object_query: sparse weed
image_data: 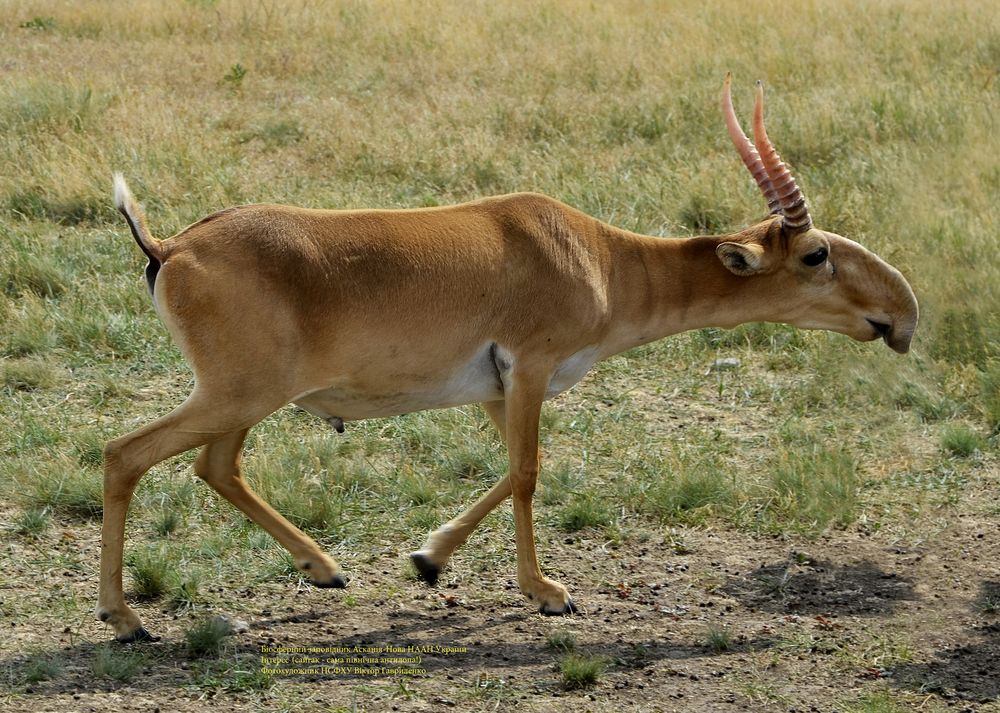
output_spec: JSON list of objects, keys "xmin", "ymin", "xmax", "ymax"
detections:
[
  {"xmin": 170, "ymin": 571, "xmax": 203, "ymax": 610},
  {"xmin": 19, "ymin": 16, "xmax": 56, "ymax": 31},
  {"xmin": 979, "ymin": 582, "xmax": 1000, "ymax": 615},
  {"xmin": 225, "ymin": 665, "xmax": 275, "ymax": 692},
  {"xmin": 704, "ymin": 623, "xmax": 733, "ymax": 653},
  {"xmin": 470, "ymin": 672, "xmax": 516, "ymax": 703},
  {"xmin": 839, "ymin": 691, "xmax": 911, "ymax": 713},
  {"xmin": 152, "ymin": 508, "xmax": 181, "ymax": 537},
  {"xmin": 539, "ymin": 460, "xmax": 584, "ymax": 506},
  {"xmin": 222, "ymin": 63, "xmax": 247, "ymax": 90},
  {"xmin": 545, "ymin": 629, "xmax": 577, "ymax": 652}
]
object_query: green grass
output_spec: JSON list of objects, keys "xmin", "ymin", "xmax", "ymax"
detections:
[
  {"xmin": 12, "ymin": 507, "xmax": 50, "ymax": 538},
  {"xmin": 839, "ymin": 691, "xmax": 913, "ymax": 713},
  {"xmin": 940, "ymin": 424, "xmax": 986, "ymax": 457},
  {"xmin": 185, "ymin": 617, "xmax": 232, "ymax": 658},
  {"xmin": 756, "ymin": 446, "xmax": 860, "ymax": 533},
  {"xmin": 559, "ymin": 653, "xmax": 608, "ymax": 690},
  {"xmin": 545, "ymin": 629, "xmax": 577, "ymax": 653},
  {"xmin": 704, "ymin": 623, "xmax": 734, "ymax": 653},
  {"xmin": 13, "ymin": 458, "xmax": 103, "ymax": 519},
  {"xmin": 91, "ymin": 646, "xmax": 146, "ymax": 682},
  {"xmin": 21, "ymin": 651, "xmax": 64, "ymax": 683},
  {"xmin": 556, "ymin": 493, "xmax": 614, "ymax": 532},
  {"xmin": 126, "ymin": 546, "xmax": 173, "ymax": 600}
]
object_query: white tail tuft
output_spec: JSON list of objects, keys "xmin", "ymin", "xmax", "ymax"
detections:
[
  {"xmin": 112, "ymin": 172, "xmax": 133, "ymax": 212},
  {"xmin": 112, "ymin": 173, "xmax": 161, "ymax": 267}
]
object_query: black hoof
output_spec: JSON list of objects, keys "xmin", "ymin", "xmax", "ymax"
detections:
[
  {"xmin": 409, "ymin": 552, "xmax": 440, "ymax": 587},
  {"xmin": 116, "ymin": 627, "xmax": 160, "ymax": 643},
  {"xmin": 313, "ymin": 573, "xmax": 348, "ymax": 588},
  {"xmin": 540, "ymin": 599, "xmax": 577, "ymax": 616}
]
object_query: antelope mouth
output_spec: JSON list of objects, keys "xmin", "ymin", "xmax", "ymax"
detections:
[{"xmin": 867, "ymin": 318, "xmax": 912, "ymax": 354}]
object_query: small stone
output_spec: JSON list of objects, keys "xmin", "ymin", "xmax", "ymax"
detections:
[{"xmin": 710, "ymin": 357, "xmax": 741, "ymax": 371}]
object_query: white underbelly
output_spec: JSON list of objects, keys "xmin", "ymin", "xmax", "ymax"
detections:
[{"xmin": 293, "ymin": 343, "xmax": 599, "ymax": 421}]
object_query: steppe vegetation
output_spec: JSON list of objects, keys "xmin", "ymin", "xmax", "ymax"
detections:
[{"xmin": 1, "ymin": 1, "xmax": 998, "ymax": 711}]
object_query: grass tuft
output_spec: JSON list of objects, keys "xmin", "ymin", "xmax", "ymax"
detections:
[
  {"xmin": 13, "ymin": 507, "xmax": 50, "ymax": 538},
  {"xmin": 557, "ymin": 493, "xmax": 613, "ymax": 532},
  {"xmin": 2, "ymin": 251, "xmax": 67, "ymax": 298},
  {"xmin": 559, "ymin": 653, "xmax": 608, "ymax": 690},
  {"xmin": 704, "ymin": 623, "xmax": 733, "ymax": 653},
  {"xmin": 185, "ymin": 617, "xmax": 232, "ymax": 657},
  {"xmin": 22, "ymin": 651, "xmax": 63, "ymax": 683},
  {"xmin": 545, "ymin": 629, "xmax": 577, "ymax": 653},
  {"xmin": 18, "ymin": 459, "xmax": 103, "ymax": 519},
  {"xmin": 1, "ymin": 357, "xmax": 59, "ymax": 391},
  {"xmin": 940, "ymin": 424, "xmax": 985, "ymax": 457},
  {"xmin": 127, "ymin": 547, "xmax": 172, "ymax": 600},
  {"xmin": 755, "ymin": 447, "xmax": 859, "ymax": 534},
  {"xmin": 839, "ymin": 691, "xmax": 911, "ymax": 713},
  {"xmin": 92, "ymin": 647, "xmax": 145, "ymax": 682}
]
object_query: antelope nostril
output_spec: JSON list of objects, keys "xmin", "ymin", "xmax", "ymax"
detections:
[{"xmin": 866, "ymin": 318, "xmax": 891, "ymax": 337}]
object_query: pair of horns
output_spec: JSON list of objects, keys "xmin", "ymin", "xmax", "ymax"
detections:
[{"xmin": 723, "ymin": 73, "xmax": 812, "ymax": 232}]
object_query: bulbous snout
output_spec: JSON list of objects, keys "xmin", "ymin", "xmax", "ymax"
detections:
[
  {"xmin": 865, "ymin": 272, "xmax": 918, "ymax": 354},
  {"xmin": 868, "ymin": 317, "xmax": 915, "ymax": 354}
]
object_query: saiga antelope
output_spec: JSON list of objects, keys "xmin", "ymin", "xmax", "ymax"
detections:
[{"xmin": 99, "ymin": 77, "xmax": 917, "ymax": 642}]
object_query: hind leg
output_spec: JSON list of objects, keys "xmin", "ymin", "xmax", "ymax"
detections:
[
  {"xmin": 194, "ymin": 429, "xmax": 344, "ymax": 586},
  {"xmin": 97, "ymin": 389, "xmax": 284, "ymax": 642},
  {"xmin": 98, "ymin": 395, "xmax": 242, "ymax": 641}
]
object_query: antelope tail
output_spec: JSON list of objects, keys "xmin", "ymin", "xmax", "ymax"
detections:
[{"xmin": 112, "ymin": 173, "xmax": 163, "ymax": 296}]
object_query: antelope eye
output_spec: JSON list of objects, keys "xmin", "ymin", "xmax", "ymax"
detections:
[{"xmin": 802, "ymin": 247, "xmax": 828, "ymax": 267}]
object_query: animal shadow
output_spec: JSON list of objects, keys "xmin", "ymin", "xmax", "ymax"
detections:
[
  {"xmin": 723, "ymin": 556, "xmax": 916, "ymax": 617},
  {"xmin": 892, "ymin": 580, "xmax": 1000, "ymax": 703}
]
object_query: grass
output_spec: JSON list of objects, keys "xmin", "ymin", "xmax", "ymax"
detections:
[
  {"xmin": 21, "ymin": 651, "xmax": 63, "ymax": 683},
  {"xmin": 559, "ymin": 653, "xmax": 608, "ymax": 690},
  {"xmin": 940, "ymin": 424, "xmax": 986, "ymax": 457},
  {"xmin": 0, "ymin": 1, "xmax": 998, "ymax": 710},
  {"xmin": 12, "ymin": 507, "xmax": 50, "ymax": 538},
  {"xmin": 91, "ymin": 646, "xmax": 146, "ymax": 682},
  {"xmin": 556, "ymin": 493, "xmax": 614, "ymax": 532},
  {"xmin": 704, "ymin": 623, "xmax": 734, "ymax": 653},
  {"xmin": 126, "ymin": 546, "xmax": 173, "ymax": 600},
  {"xmin": 545, "ymin": 630, "xmax": 577, "ymax": 653},
  {"xmin": 839, "ymin": 691, "xmax": 913, "ymax": 713},
  {"xmin": 185, "ymin": 617, "xmax": 232, "ymax": 658}
]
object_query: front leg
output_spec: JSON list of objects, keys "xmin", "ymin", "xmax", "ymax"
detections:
[
  {"xmin": 505, "ymin": 367, "xmax": 576, "ymax": 615},
  {"xmin": 410, "ymin": 400, "xmax": 509, "ymax": 584}
]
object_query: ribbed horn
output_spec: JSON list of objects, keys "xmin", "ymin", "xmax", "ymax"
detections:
[
  {"xmin": 752, "ymin": 81, "xmax": 812, "ymax": 232},
  {"xmin": 722, "ymin": 73, "xmax": 781, "ymax": 215}
]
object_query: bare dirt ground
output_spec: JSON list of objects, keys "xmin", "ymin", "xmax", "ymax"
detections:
[{"xmin": 3, "ymin": 491, "xmax": 999, "ymax": 713}]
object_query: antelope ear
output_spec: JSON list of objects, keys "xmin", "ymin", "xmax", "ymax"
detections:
[{"xmin": 716, "ymin": 242, "xmax": 765, "ymax": 276}]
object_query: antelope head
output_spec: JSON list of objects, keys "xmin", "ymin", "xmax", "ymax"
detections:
[{"xmin": 720, "ymin": 75, "xmax": 918, "ymax": 353}]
